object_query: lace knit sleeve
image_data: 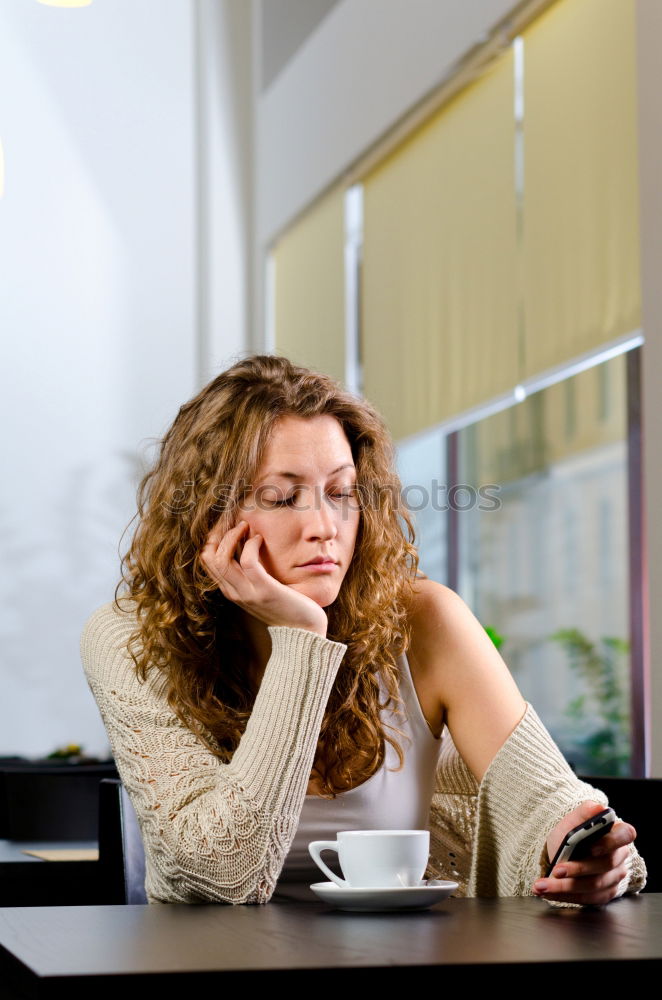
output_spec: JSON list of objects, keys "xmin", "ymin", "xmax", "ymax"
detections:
[
  {"xmin": 80, "ymin": 602, "xmax": 347, "ymax": 905},
  {"xmin": 468, "ymin": 703, "xmax": 648, "ymax": 904}
]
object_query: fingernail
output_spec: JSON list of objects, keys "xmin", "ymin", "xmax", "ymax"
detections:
[
  {"xmin": 533, "ymin": 881, "xmax": 549, "ymax": 893},
  {"xmin": 553, "ymin": 866, "xmax": 567, "ymax": 878}
]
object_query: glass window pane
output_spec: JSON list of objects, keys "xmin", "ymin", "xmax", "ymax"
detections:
[
  {"xmin": 456, "ymin": 354, "xmax": 632, "ymax": 776},
  {"xmin": 396, "ymin": 428, "xmax": 447, "ymax": 585}
]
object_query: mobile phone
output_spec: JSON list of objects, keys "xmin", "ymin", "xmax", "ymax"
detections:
[{"xmin": 546, "ymin": 806, "xmax": 616, "ymax": 877}]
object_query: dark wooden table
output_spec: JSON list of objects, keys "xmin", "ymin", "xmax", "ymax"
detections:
[{"xmin": 1, "ymin": 888, "xmax": 660, "ymax": 996}]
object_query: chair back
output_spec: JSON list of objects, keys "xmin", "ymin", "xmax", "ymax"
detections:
[
  {"xmin": 578, "ymin": 774, "xmax": 661, "ymax": 892},
  {"xmin": 98, "ymin": 779, "xmax": 147, "ymax": 904},
  {"xmin": 120, "ymin": 784, "xmax": 148, "ymax": 903},
  {"xmin": 0, "ymin": 762, "xmax": 118, "ymax": 840}
]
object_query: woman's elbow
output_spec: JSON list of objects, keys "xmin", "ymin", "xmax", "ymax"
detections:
[{"xmin": 149, "ymin": 848, "xmax": 277, "ymax": 905}]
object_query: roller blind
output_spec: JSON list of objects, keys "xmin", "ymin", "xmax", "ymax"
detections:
[
  {"xmin": 522, "ymin": 0, "xmax": 640, "ymax": 377},
  {"xmin": 361, "ymin": 49, "xmax": 518, "ymax": 441},
  {"xmin": 361, "ymin": 0, "xmax": 640, "ymax": 442},
  {"xmin": 272, "ymin": 184, "xmax": 346, "ymax": 384}
]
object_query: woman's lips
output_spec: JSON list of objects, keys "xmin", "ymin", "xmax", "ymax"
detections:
[{"xmin": 298, "ymin": 559, "xmax": 338, "ymax": 572}]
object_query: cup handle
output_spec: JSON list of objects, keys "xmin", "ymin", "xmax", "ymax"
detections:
[{"xmin": 308, "ymin": 840, "xmax": 348, "ymax": 886}]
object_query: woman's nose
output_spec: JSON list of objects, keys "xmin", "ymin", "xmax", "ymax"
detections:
[{"xmin": 303, "ymin": 491, "xmax": 338, "ymax": 539}]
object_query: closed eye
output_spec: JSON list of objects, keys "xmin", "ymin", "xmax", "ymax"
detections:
[
  {"xmin": 262, "ymin": 486, "xmax": 358, "ymax": 508},
  {"xmin": 269, "ymin": 492, "xmax": 353, "ymax": 506},
  {"xmin": 268, "ymin": 494, "xmax": 299, "ymax": 508}
]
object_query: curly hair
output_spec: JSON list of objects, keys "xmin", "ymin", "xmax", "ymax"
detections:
[{"xmin": 117, "ymin": 353, "xmax": 422, "ymax": 797}]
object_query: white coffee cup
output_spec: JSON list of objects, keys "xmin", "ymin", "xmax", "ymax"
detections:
[{"xmin": 308, "ymin": 829, "xmax": 430, "ymax": 888}]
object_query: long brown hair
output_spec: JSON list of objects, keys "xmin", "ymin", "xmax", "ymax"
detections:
[{"xmin": 117, "ymin": 354, "xmax": 421, "ymax": 796}]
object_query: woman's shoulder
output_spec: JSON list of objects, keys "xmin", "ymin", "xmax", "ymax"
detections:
[
  {"xmin": 404, "ymin": 578, "xmax": 466, "ymax": 639},
  {"xmin": 404, "ymin": 577, "xmax": 527, "ymax": 783},
  {"xmin": 81, "ymin": 597, "xmax": 139, "ymax": 645},
  {"xmin": 404, "ymin": 576, "xmax": 508, "ymax": 668},
  {"xmin": 406, "ymin": 576, "xmax": 455, "ymax": 605},
  {"xmin": 80, "ymin": 598, "xmax": 142, "ymax": 689},
  {"xmin": 400, "ymin": 579, "xmax": 463, "ymax": 735}
]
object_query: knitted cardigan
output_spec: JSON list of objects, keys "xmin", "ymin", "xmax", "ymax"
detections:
[{"xmin": 80, "ymin": 601, "xmax": 646, "ymax": 905}]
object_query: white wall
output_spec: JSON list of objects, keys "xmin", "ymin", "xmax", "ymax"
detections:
[
  {"xmin": 259, "ymin": 0, "xmax": 341, "ymax": 90},
  {"xmin": 0, "ymin": 0, "xmax": 252, "ymax": 757},
  {"xmin": 197, "ymin": 0, "xmax": 254, "ymax": 378}
]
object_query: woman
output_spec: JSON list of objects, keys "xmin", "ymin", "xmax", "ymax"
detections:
[{"xmin": 81, "ymin": 354, "xmax": 645, "ymax": 905}]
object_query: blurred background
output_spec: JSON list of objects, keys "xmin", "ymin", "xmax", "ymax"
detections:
[{"xmin": 0, "ymin": 0, "xmax": 660, "ymax": 779}]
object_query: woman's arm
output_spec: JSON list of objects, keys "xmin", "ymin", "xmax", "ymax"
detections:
[
  {"xmin": 408, "ymin": 579, "xmax": 645, "ymax": 904},
  {"xmin": 81, "ymin": 601, "xmax": 346, "ymax": 904},
  {"xmin": 407, "ymin": 579, "xmax": 527, "ymax": 783}
]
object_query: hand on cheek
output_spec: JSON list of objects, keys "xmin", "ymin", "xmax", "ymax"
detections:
[{"xmin": 200, "ymin": 519, "xmax": 328, "ymax": 635}]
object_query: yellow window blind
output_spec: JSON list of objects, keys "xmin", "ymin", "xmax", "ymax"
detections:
[
  {"xmin": 361, "ymin": 48, "xmax": 518, "ymax": 441},
  {"xmin": 521, "ymin": 0, "xmax": 640, "ymax": 377},
  {"xmin": 272, "ymin": 184, "xmax": 346, "ymax": 384}
]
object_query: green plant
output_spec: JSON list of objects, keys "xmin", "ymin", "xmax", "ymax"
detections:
[
  {"xmin": 549, "ymin": 628, "xmax": 630, "ymax": 776},
  {"xmin": 47, "ymin": 743, "xmax": 84, "ymax": 761},
  {"xmin": 484, "ymin": 625, "xmax": 504, "ymax": 650}
]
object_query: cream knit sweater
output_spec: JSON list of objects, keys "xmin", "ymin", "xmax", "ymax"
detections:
[{"xmin": 81, "ymin": 601, "xmax": 646, "ymax": 905}]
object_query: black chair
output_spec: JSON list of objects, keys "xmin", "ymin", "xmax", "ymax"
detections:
[
  {"xmin": 0, "ymin": 761, "xmax": 118, "ymax": 840},
  {"xmin": 98, "ymin": 779, "xmax": 147, "ymax": 904},
  {"xmin": 578, "ymin": 774, "xmax": 661, "ymax": 892}
]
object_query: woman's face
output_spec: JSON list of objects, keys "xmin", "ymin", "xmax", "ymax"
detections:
[{"xmin": 237, "ymin": 414, "xmax": 360, "ymax": 609}]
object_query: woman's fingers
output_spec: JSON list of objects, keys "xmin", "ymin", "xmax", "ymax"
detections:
[
  {"xmin": 203, "ymin": 512, "xmax": 243, "ymax": 552},
  {"xmin": 533, "ymin": 859, "xmax": 629, "ymax": 904},
  {"xmin": 202, "ymin": 522, "xmax": 272, "ymax": 599},
  {"xmin": 202, "ymin": 518, "xmax": 245, "ymax": 557},
  {"xmin": 533, "ymin": 818, "xmax": 636, "ymax": 905},
  {"xmin": 201, "ymin": 521, "xmax": 249, "ymax": 588},
  {"xmin": 592, "ymin": 821, "xmax": 637, "ymax": 854},
  {"xmin": 236, "ymin": 530, "xmax": 263, "ymax": 567},
  {"xmin": 204, "ymin": 514, "xmax": 227, "ymax": 548},
  {"xmin": 549, "ymin": 844, "xmax": 630, "ymax": 880}
]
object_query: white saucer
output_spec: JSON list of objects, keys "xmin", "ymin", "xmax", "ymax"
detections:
[{"xmin": 309, "ymin": 880, "xmax": 458, "ymax": 912}]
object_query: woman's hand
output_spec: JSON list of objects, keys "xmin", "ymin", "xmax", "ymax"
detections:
[
  {"xmin": 200, "ymin": 519, "xmax": 328, "ymax": 637},
  {"xmin": 532, "ymin": 800, "xmax": 637, "ymax": 905}
]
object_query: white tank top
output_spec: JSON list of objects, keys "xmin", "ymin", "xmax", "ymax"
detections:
[{"xmin": 278, "ymin": 649, "xmax": 443, "ymax": 883}]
